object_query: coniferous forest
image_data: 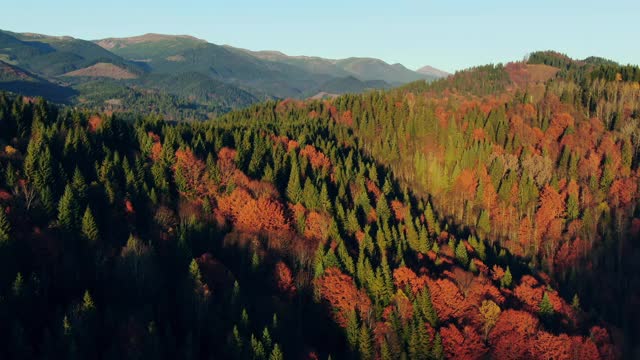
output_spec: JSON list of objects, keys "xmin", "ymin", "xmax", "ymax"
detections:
[{"xmin": 0, "ymin": 51, "xmax": 639, "ymax": 359}]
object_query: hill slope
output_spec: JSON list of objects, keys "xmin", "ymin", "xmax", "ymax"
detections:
[{"xmin": 0, "ymin": 51, "xmax": 635, "ymax": 358}]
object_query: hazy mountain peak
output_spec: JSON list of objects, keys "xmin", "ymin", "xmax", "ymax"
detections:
[
  {"xmin": 416, "ymin": 65, "xmax": 450, "ymax": 78},
  {"xmin": 95, "ymin": 33, "xmax": 206, "ymax": 49}
]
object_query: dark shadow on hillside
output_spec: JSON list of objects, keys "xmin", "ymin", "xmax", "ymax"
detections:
[{"xmin": 0, "ymin": 81, "xmax": 77, "ymax": 103}]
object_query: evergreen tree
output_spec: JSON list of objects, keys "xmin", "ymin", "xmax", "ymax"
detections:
[
  {"xmin": 432, "ymin": 333, "xmax": 444, "ymax": 360},
  {"xmin": 286, "ymin": 154, "xmax": 303, "ymax": 204},
  {"xmin": 376, "ymin": 196, "xmax": 391, "ymax": 223},
  {"xmin": 346, "ymin": 310, "xmax": 359, "ymax": 351},
  {"xmin": 358, "ymin": 324, "xmax": 373, "ymax": 360},
  {"xmin": 12, "ymin": 272, "xmax": 23, "ymax": 297},
  {"xmin": 81, "ymin": 207, "xmax": 99, "ymax": 243},
  {"xmin": 71, "ymin": 167, "xmax": 88, "ymax": 204},
  {"xmin": 261, "ymin": 327, "xmax": 272, "ymax": 350},
  {"xmin": 539, "ymin": 292, "xmax": 554, "ymax": 318},
  {"xmin": 58, "ymin": 184, "xmax": 79, "ymax": 232},
  {"xmin": 319, "ymin": 182, "xmax": 333, "ymax": 213},
  {"xmin": 416, "ymin": 288, "xmax": 438, "ymax": 327},
  {"xmin": 571, "ymin": 293, "xmax": 581, "ymax": 311},
  {"xmin": 455, "ymin": 241, "xmax": 469, "ymax": 266},
  {"xmin": 0, "ymin": 209, "xmax": 10, "ymax": 244},
  {"xmin": 269, "ymin": 343, "xmax": 283, "ymax": 360},
  {"xmin": 82, "ymin": 290, "xmax": 95, "ymax": 312},
  {"xmin": 424, "ymin": 201, "xmax": 440, "ymax": 236},
  {"xmin": 500, "ymin": 266, "xmax": 513, "ymax": 288}
]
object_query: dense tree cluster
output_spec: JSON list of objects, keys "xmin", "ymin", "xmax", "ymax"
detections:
[{"xmin": 0, "ymin": 51, "xmax": 635, "ymax": 359}]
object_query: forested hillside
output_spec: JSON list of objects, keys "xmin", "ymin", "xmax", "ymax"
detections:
[
  {"xmin": 0, "ymin": 50, "xmax": 637, "ymax": 359},
  {"xmin": 0, "ymin": 29, "xmax": 446, "ymax": 120}
]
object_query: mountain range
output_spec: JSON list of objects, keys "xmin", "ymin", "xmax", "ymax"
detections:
[{"xmin": 0, "ymin": 30, "xmax": 448, "ymax": 118}]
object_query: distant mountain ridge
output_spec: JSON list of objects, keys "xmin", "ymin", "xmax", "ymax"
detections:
[
  {"xmin": 225, "ymin": 45, "xmax": 445, "ymax": 84},
  {"xmin": 0, "ymin": 28, "xmax": 447, "ymax": 119}
]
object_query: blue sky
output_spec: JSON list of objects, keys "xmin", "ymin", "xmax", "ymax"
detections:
[{"xmin": 1, "ymin": 0, "xmax": 638, "ymax": 72}]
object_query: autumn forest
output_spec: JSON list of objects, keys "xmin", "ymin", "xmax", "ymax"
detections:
[{"xmin": 0, "ymin": 50, "xmax": 639, "ymax": 359}]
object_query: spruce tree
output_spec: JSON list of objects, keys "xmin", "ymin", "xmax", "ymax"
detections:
[
  {"xmin": 346, "ymin": 310, "xmax": 359, "ymax": 351},
  {"xmin": 269, "ymin": 343, "xmax": 283, "ymax": 360},
  {"xmin": 416, "ymin": 288, "xmax": 438, "ymax": 327},
  {"xmin": 58, "ymin": 184, "xmax": 79, "ymax": 232},
  {"xmin": 286, "ymin": 154, "xmax": 302, "ymax": 204},
  {"xmin": 261, "ymin": 327, "xmax": 272, "ymax": 350},
  {"xmin": 82, "ymin": 290, "xmax": 95, "ymax": 313},
  {"xmin": 0, "ymin": 209, "xmax": 10, "ymax": 244},
  {"xmin": 81, "ymin": 207, "xmax": 99, "ymax": 243},
  {"xmin": 358, "ymin": 324, "xmax": 373, "ymax": 360},
  {"xmin": 539, "ymin": 292, "xmax": 554, "ymax": 318},
  {"xmin": 455, "ymin": 241, "xmax": 469, "ymax": 266},
  {"xmin": 432, "ymin": 333, "xmax": 444, "ymax": 360},
  {"xmin": 376, "ymin": 196, "xmax": 391, "ymax": 223},
  {"xmin": 500, "ymin": 266, "xmax": 513, "ymax": 288}
]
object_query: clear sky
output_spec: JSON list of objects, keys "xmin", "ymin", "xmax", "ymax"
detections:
[{"xmin": 1, "ymin": 0, "xmax": 638, "ymax": 73}]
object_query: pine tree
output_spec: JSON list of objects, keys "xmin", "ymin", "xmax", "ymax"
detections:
[
  {"xmin": 571, "ymin": 293, "xmax": 581, "ymax": 311},
  {"xmin": 232, "ymin": 325, "xmax": 243, "ymax": 352},
  {"xmin": 12, "ymin": 272, "xmax": 23, "ymax": 296},
  {"xmin": 346, "ymin": 310, "xmax": 359, "ymax": 351},
  {"xmin": 408, "ymin": 320, "xmax": 429, "ymax": 360},
  {"xmin": 81, "ymin": 207, "xmax": 99, "ymax": 243},
  {"xmin": 286, "ymin": 154, "xmax": 303, "ymax": 203},
  {"xmin": 416, "ymin": 288, "xmax": 438, "ymax": 327},
  {"xmin": 358, "ymin": 324, "xmax": 373, "ymax": 360},
  {"xmin": 302, "ymin": 177, "xmax": 319, "ymax": 209},
  {"xmin": 251, "ymin": 251, "xmax": 261, "ymax": 271},
  {"xmin": 455, "ymin": 241, "xmax": 469, "ymax": 266},
  {"xmin": 477, "ymin": 210, "xmax": 491, "ymax": 238},
  {"xmin": 0, "ymin": 209, "xmax": 10, "ymax": 244},
  {"xmin": 250, "ymin": 334, "xmax": 266, "ymax": 360},
  {"xmin": 425, "ymin": 201, "xmax": 440, "ymax": 236},
  {"xmin": 539, "ymin": 292, "xmax": 554, "ymax": 317},
  {"xmin": 319, "ymin": 182, "xmax": 332, "ymax": 213},
  {"xmin": 71, "ymin": 167, "xmax": 88, "ymax": 204},
  {"xmin": 189, "ymin": 259, "xmax": 203, "ymax": 286},
  {"xmin": 261, "ymin": 327, "xmax": 272, "ymax": 350},
  {"xmin": 82, "ymin": 290, "xmax": 95, "ymax": 312},
  {"xmin": 58, "ymin": 184, "xmax": 79, "ymax": 232},
  {"xmin": 269, "ymin": 343, "xmax": 283, "ymax": 360},
  {"xmin": 376, "ymin": 196, "xmax": 391, "ymax": 223},
  {"xmin": 500, "ymin": 266, "xmax": 512, "ymax": 288},
  {"xmin": 380, "ymin": 339, "xmax": 393, "ymax": 360},
  {"xmin": 62, "ymin": 315, "xmax": 72, "ymax": 336},
  {"xmin": 432, "ymin": 333, "xmax": 444, "ymax": 360}
]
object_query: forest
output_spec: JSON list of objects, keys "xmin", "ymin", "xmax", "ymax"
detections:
[{"xmin": 0, "ymin": 51, "xmax": 637, "ymax": 359}]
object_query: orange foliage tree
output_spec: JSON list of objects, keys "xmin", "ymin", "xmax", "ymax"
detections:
[
  {"xmin": 440, "ymin": 324, "xmax": 487, "ymax": 360},
  {"xmin": 315, "ymin": 267, "xmax": 372, "ymax": 327}
]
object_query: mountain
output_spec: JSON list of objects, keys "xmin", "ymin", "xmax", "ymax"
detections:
[
  {"xmin": 0, "ymin": 30, "xmax": 143, "ymax": 77},
  {"xmin": 95, "ymin": 35, "xmax": 334, "ymax": 99},
  {"xmin": 0, "ymin": 51, "xmax": 633, "ymax": 358},
  {"xmin": 0, "ymin": 28, "xmax": 442, "ymax": 118},
  {"xmin": 305, "ymin": 75, "xmax": 391, "ymax": 97},
  {"xmin": 228, "ymin": 46, "xmax": 441, "ymax": 84},
  {"xmin": 416, "ymin": 65, "xmax": 450, "ymax": 78},
  {"xmin": 0, "ymin": 60, "xmax": 76, "ymax": 101},
  {"xmin": 334, "ymin": 58, "xmax": 432, "ymax": 84}
]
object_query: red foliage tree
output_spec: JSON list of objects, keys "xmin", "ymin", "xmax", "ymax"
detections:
[
  {"xmin": 275, "ymin": 261, "xmax": 296, "ymax": 295},
  {"xmin": 299, "ymin": 145, "xmax": 332, "ymax": 171},
  {"xmin": 428, "ymin": 278, "xmax": 465, "ymax": 322},
  {"xmin": 441, "ymin": 324, "xmax": 487, "ymax": 360},
  {"xmin": 315, "ymin": 267, "xmax": 371, "ymax": 327},
  {"xmin": 489, "ymin": 309, "xmax": 539, "ymax": 359},
  {"xmin": 174, "ymin": 148, "xmax": 212, "ymax": 200},
  {"xmin": 393, "ymin": 267, "xmax": 427, "ymax": 295}
]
